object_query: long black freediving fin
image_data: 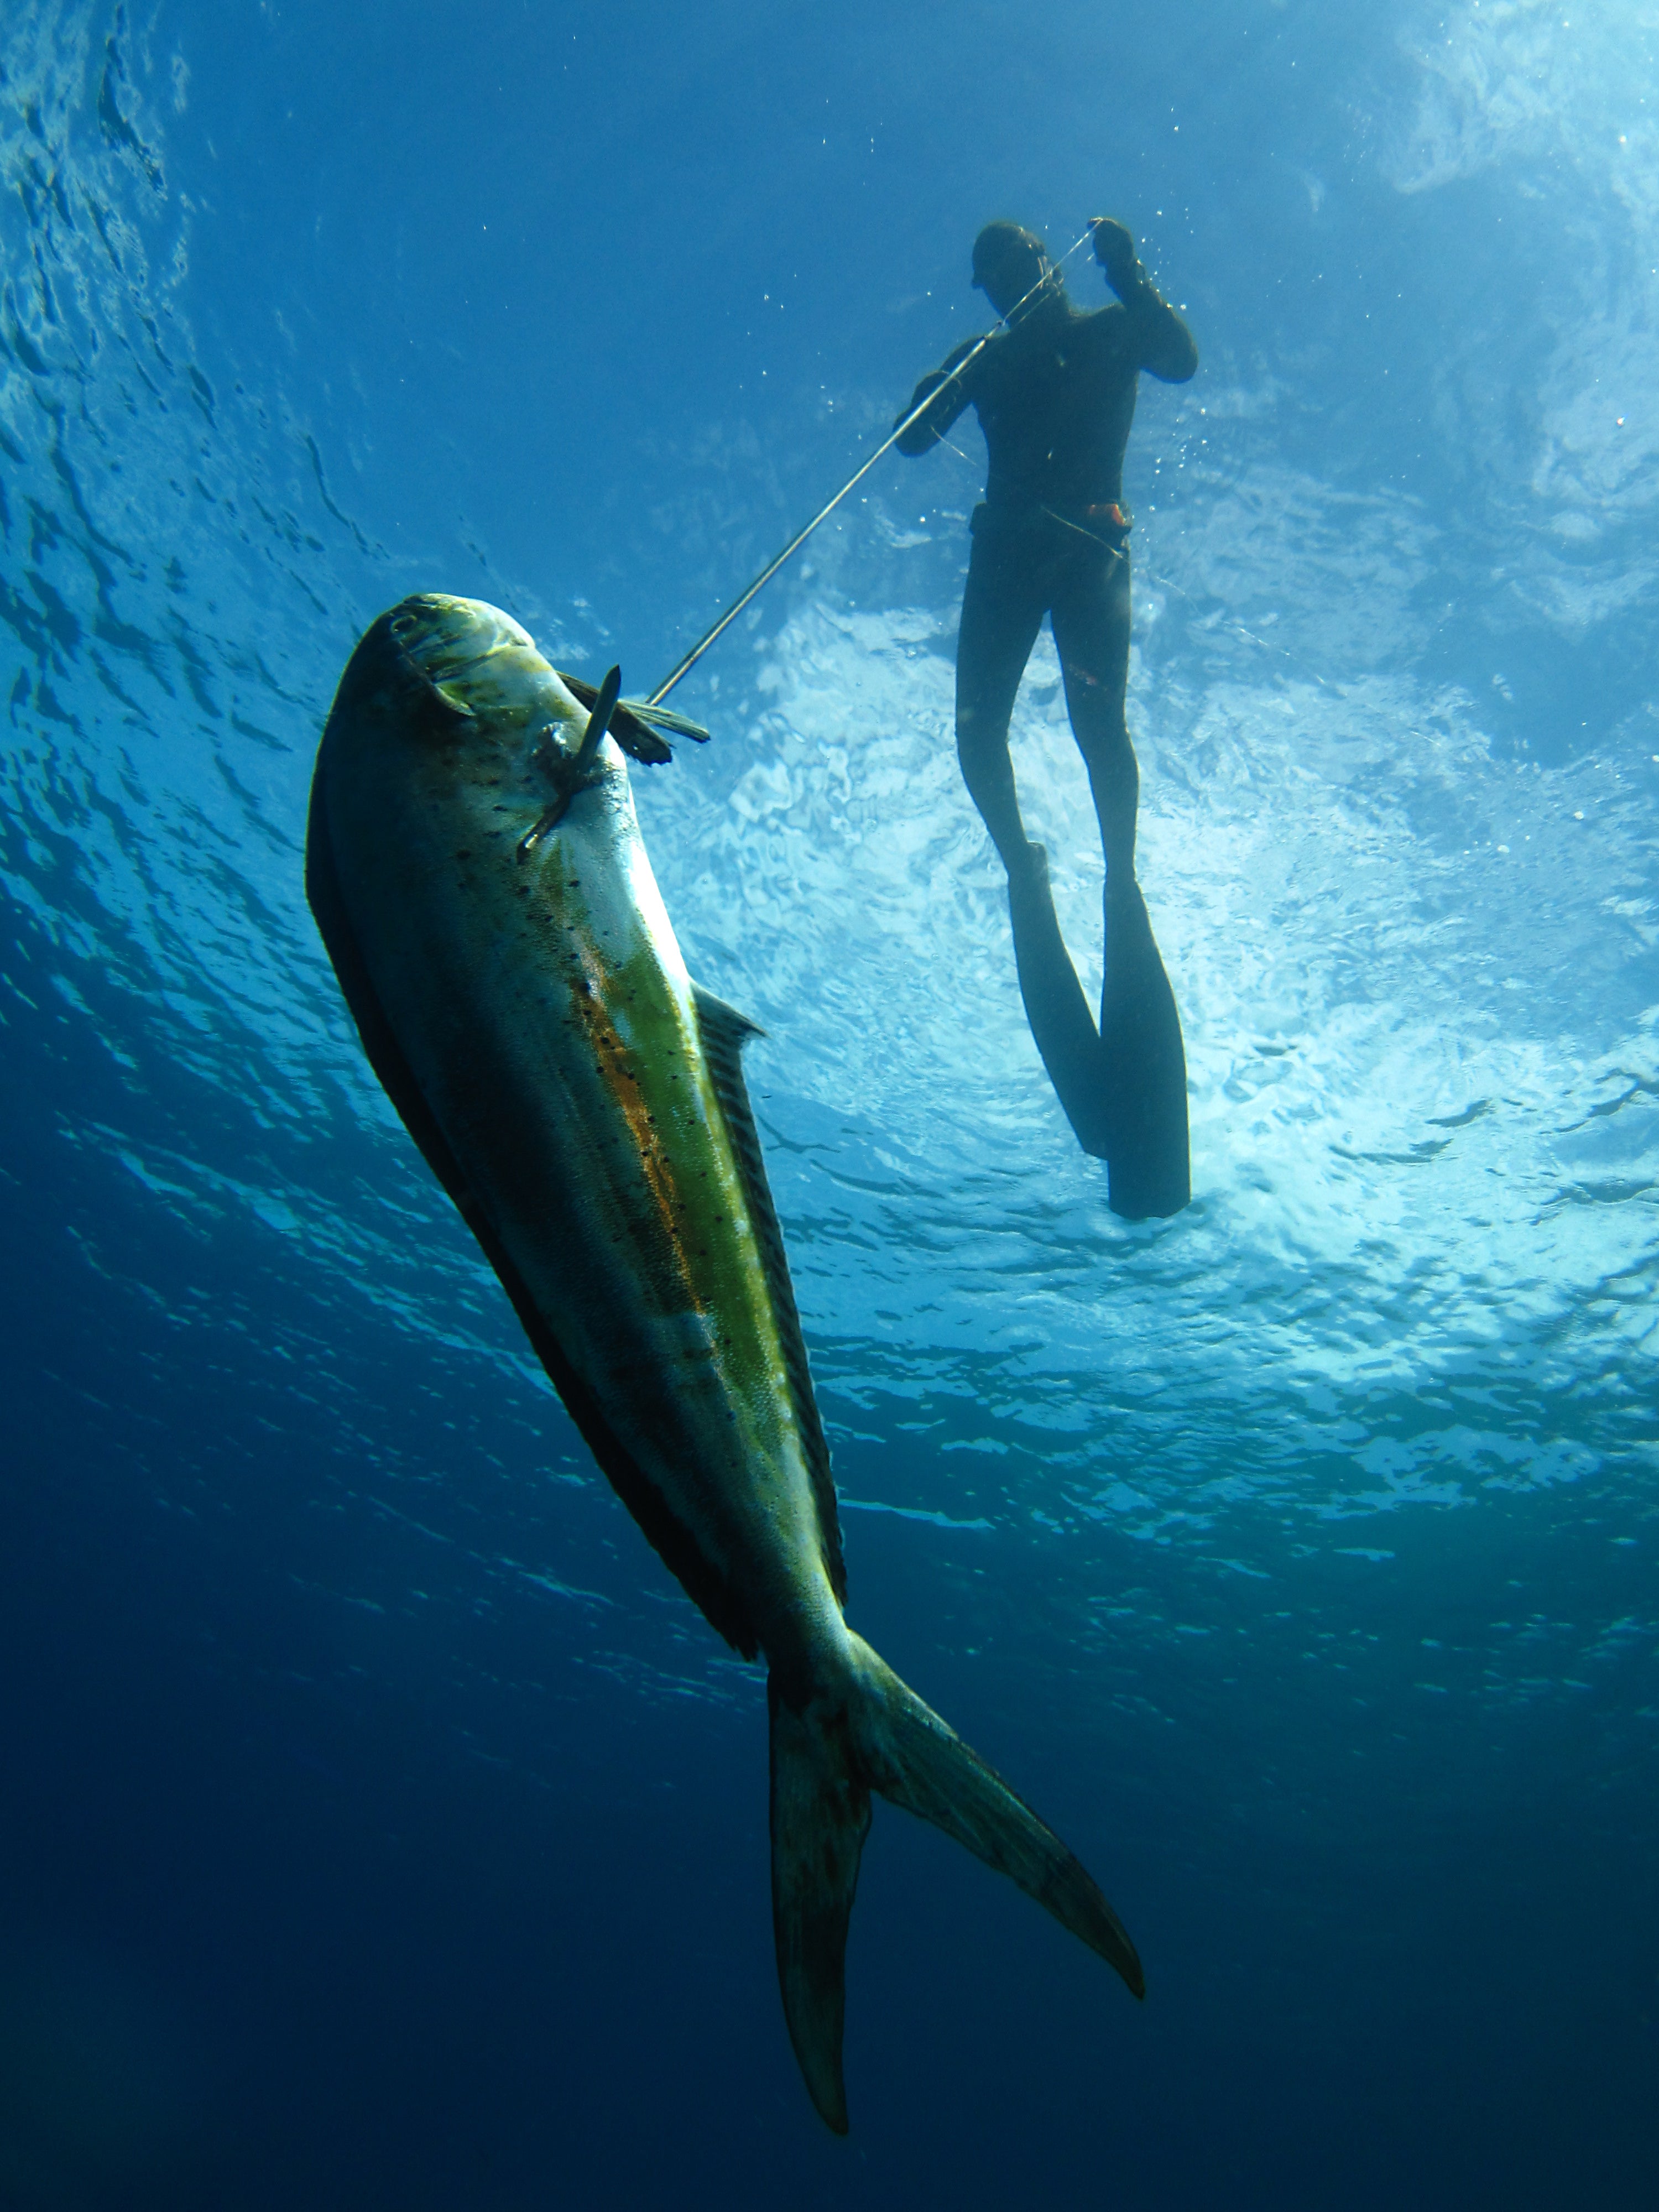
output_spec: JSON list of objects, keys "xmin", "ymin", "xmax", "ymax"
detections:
[
  {"xmin": 1006, "ymin": 846, "xmax": 1114, "ymax": 1159},
  {"xmin": 1099, "ymin": 880, "xmax": 1190, "ymax": 1220}
]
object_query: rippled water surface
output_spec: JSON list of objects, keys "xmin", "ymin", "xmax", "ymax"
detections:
[{"xmin": 2, "ymin": 4, "xmax": 1656, "ymax": 2206}]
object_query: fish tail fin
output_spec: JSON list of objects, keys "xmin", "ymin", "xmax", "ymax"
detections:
[
  {"xmin": 847, "ymin": 1633, "xmax": 1145, "ymax": 1992},
  {"xmin": 768, "ymin": 1632, "xmax": 1142, "ymax": 2133},
  {"xmin": 768, "ymin": 1674, "xmax": 872, "ymax": 2134}
]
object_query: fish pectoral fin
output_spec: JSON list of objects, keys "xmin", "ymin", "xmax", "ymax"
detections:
[{"xmin": 769, "ymin": 1677, "xmax": 872, "ymax": 2136}]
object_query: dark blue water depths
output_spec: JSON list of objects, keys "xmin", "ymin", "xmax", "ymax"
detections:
[{"xmin": 2, "ymin": 2, "xmax": 1656, "ymax": 2204}]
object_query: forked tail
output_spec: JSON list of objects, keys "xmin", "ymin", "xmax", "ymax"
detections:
[{"xmin": 769, "ymin": 1631, "xmax": 1143, "ymax": 2133}]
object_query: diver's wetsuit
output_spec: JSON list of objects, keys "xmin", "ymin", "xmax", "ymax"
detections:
[{"xmin": 898, "ymin": 258, "xmax": 1197, "ymax": 1214}]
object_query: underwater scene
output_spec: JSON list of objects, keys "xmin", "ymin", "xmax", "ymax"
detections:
[{"xmin": 2, "ymin": 2, "xmax": 1655, "ymax": 2205}]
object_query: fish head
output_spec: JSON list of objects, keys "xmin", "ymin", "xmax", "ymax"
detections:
[
  {"xmin": 376, "ymin": 588, "xmax": 628, "ymax": 832},
  {"xmin": 385, "ymin": 590, "xmax": 617, "ymax": 784},
  {"xmin": 320, "ymin": 591, "xmax": 656, "ymax": 936},
  {"xmin": 388, "ymin": 592, "xmax": 575, "ymax": 726}
]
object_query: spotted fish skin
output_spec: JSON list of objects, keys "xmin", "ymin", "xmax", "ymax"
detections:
[{"xmin": 306, "ymin": 594, "xmax": 1143, "ymax": 2135}]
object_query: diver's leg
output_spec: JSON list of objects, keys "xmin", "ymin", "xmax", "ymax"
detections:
[
  {"xmin": 1051, "ymin": 546, "xmax": 1138, "ymax": 892},
  {"xmin": 954, "ymin": 541, "xmax": 1045, "ymax": 873},
  {"xmin": 957, "ymin": 542, "xmax": 1112, "ymax": 1156},
  {"xmin": 1052, "ymin": 549, "xmax": 1188, "ymax": 1216}
]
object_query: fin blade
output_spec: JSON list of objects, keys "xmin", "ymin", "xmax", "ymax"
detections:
[
  {"xmin": 1006, "ymin": 853, "xmax": 1113, "ymax": 1159},
  {"xmin": 1099, "ymin": 882, "xmax": 1190, "ymax": 1219},
  {"xmin": 849, "ymin": 1635, "xmax": 1145, "ymax": 1998},
  {"xmin": 769, "ymin": 1678, "xmax": 872, "ymax": 2134}
]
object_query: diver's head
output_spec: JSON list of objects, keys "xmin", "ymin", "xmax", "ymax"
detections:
[{"xmin": 972, "ymin": 222, "xmax": 1057, "ymax": 320}]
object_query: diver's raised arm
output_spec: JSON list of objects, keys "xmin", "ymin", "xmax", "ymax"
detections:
[
  {"xmin": 1090, "ymin": 216, "xmax": 1199, "ymax": 385},
  {"xmin": 894, "ymin": 338, "xmax": 982, "ymax": 456}
]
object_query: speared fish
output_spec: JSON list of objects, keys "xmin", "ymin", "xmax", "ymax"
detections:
[{"xmin": 305, "ymin": 593, "xmax": 1143, "ymax": 2131}]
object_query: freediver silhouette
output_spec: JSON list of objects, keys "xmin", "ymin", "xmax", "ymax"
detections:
[{"xmin": 896, "ymin": 217, "xmax": 1196, "ymax": 1218}]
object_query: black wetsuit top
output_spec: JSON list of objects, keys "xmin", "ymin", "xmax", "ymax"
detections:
[{"xmin": 895, "ymin": 275, "xmax": 1197, "ymax": 527}]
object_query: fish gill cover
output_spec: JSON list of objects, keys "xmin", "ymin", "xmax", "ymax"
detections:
[{"xmin": 0, "ymin": 2, "xmax": 1655, "ymax": 2209}]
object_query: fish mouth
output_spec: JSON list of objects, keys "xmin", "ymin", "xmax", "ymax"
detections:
[{"xmin": 388, "ymin": 593, "xmax": 585, "ymax": 741}]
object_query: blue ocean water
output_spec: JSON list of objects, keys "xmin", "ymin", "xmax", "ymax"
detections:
[{"xmin": 2, "ymin": 1, "xmax": 1656, "ymax": 2203}]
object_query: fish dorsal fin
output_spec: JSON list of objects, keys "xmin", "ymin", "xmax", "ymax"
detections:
[
  {"xmin": 693, "ymin": 985, "xmax": 846, "ymax": 1605},
  {"xmin": 693, "ymin": 987, "xmax": 765, "ymax": 1055}
]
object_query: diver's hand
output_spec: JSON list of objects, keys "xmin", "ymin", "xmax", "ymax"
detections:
[{"xmin": 1091, "ymin": 217, "xmax": 1141, "ymax": 297}]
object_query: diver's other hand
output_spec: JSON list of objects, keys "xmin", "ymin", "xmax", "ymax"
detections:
[{"xmin": 1091, "ymin": 217, "xmax": 1140, "ymax": 295}]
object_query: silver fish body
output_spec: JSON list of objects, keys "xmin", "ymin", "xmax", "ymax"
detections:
[{"xmin": 307, "ymin": 593, "xmax": 1142, "ymax": 2131}]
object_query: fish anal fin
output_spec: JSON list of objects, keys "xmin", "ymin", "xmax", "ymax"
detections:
[{"xmin": 692, "ymin": 985, "xmax": 845, "ymax": 1605}]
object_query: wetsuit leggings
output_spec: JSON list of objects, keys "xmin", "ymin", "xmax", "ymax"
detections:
[{"xmin": 954, "ymin": 525, "xmax": 1138, "ymax": 889}]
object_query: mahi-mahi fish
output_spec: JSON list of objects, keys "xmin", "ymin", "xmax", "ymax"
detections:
[{"xmin": 305, "ymin": 593, "xmax": 1144, "ymax": 2131}]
